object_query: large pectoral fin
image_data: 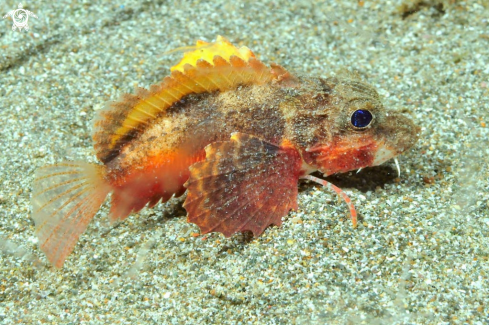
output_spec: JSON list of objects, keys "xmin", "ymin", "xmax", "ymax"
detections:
[{"xmin": 183, "ymin": 133, "xmax": 302, "ymax": 237}]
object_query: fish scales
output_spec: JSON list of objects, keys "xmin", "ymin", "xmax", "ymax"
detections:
[{"xmin": 31, "ymin": 36, "xmax": 419, "ymax": 268}]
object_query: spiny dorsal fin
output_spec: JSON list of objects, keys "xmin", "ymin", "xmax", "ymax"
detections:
[{"xmin": 93, "ymin": 36, "xmax": 290, "ymax": 163}]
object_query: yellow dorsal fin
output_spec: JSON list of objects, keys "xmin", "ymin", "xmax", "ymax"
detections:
[
  {"xmin": 93, "ymin": 36, "xmax": 290, "ymax": 163},
  {"xmin": 170, "ymin": 35, "xmax": 255, "ymax": 73}
]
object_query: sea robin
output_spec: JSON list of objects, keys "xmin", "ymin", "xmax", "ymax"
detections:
[{"xmin": 32, "ymin": 36, "xmax": 418, "ymax": 268}]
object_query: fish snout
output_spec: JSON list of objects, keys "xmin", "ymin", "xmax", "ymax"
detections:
[{"xmin": 373, "ymin": 113, "xmax": 419, "ymax": 166}]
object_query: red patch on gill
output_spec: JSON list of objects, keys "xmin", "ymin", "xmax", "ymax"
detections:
[{"xmin": 303, "ymin": 136, "xmax": 378, "ymax": 176}]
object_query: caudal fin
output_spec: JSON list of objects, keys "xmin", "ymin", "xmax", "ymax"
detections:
[{"xmin": 31, "ymin": 162, "xmax": 111, "ymax": 268}]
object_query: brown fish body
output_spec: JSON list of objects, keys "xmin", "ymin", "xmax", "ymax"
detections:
[
  {"xmin": 105, "ymin": 82, "xmax": 291, "ymax": 221},
  {"xmin": 31, "ymin": 37, "xmax": 418, "ymax": 268},
  {"xmin": 104, "ymin": 76, "xmax": 367, "ymax": 220}
]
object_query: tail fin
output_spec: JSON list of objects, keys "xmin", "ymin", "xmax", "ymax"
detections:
[{"xmin": 31, "ymin": 162, "xmax": 111, "ymax": 268}]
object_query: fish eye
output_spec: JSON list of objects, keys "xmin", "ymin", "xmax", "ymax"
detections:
[{"xmin": 350, "ymin": 109, "xmax": 373, "ymax": 129}]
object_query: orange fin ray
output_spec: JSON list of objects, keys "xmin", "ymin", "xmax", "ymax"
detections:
[
  {"xmin": 183, "ymin": 133, "xmax": 302, "ymax": 237},
  {"xmin": 183, "ymin": 167, "xmax": 269, "ymax": 208},
  {"xmin": 205, "ymin": 182, "xmax": 277, "ymax": 235},
  {"xmin": 31, "ymin": 162, "xmax": 111, "ymax": 268},
  {"xmin": 93, "ymin": 36, "xmax": 290, "ymax": 163}
]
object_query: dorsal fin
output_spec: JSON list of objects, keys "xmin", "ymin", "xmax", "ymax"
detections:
[{"xmin": 93, "ymin": 36, "xmax": 290, "ymax": 163}]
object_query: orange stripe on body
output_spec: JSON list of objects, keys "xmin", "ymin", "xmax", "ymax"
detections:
[{"xmin": 108, "ymin": 149, "xmax": 206, "ymax": 223}]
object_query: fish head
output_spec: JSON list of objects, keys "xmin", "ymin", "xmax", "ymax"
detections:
[{"xmin": 299, "ymin": 76, "xmax": 419, "ymax": 176}]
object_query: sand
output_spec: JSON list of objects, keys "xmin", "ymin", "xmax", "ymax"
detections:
[{"xmin": 1, "ymin": 0, "xmax": 488, "ymax": 324}]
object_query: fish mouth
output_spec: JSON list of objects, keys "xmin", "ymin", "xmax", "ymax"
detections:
[
  {"xmin": 373, "ymin": 113, "xmax": 420, "ymax": 166},
  {"xmin": 372, "ymin": 143, "xmax": 396, "ymax": 166}
]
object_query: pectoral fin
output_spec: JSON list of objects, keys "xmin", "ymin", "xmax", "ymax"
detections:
[{"xmin": 183, "ymin": 133, "xmax": 302, "ymax": 237}]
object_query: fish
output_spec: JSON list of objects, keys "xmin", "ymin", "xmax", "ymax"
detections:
[{"xmin": 31, "ymin": 36, "xmax": 419, "ymax": 268}]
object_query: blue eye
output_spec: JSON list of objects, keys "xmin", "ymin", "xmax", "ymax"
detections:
[{"xmin": 351, "ymin": 109, "xmax": 373, "ymax": 128}]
